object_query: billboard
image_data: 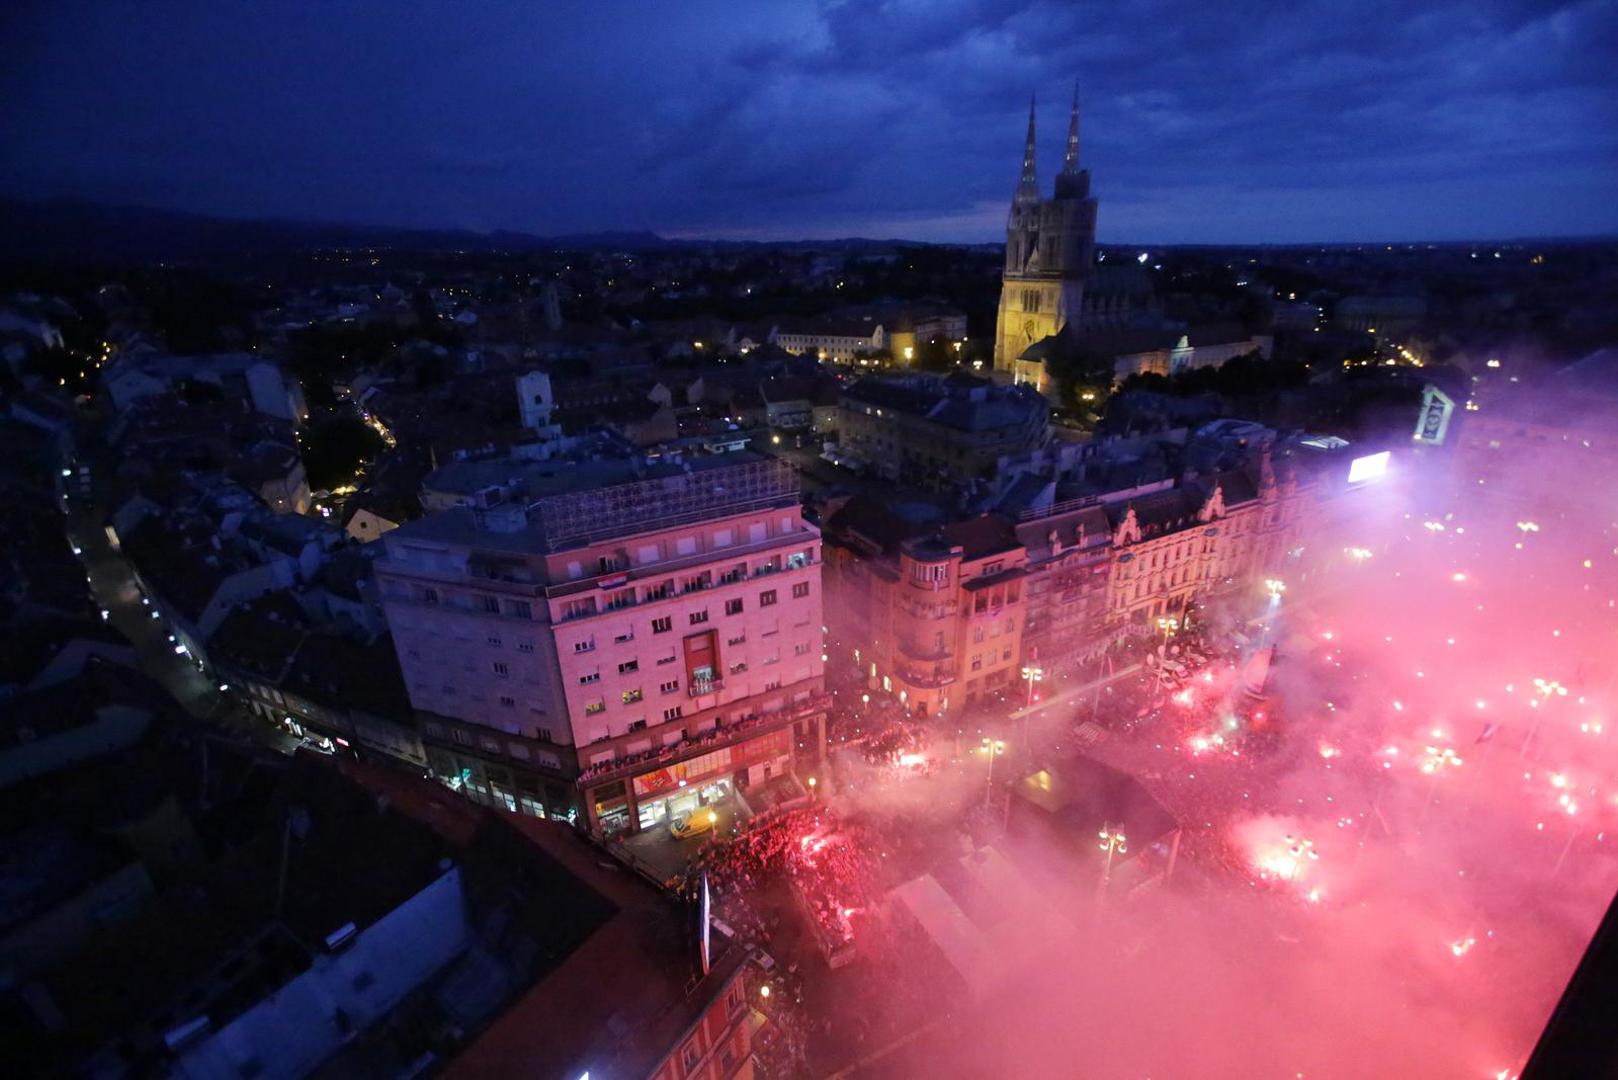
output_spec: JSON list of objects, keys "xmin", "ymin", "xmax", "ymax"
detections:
[
  {"xmin": 1413, "ymin": 385, "xmax": 1455, "ymax": 446},
  {"xmin": 1347, "ymin": 450, "xmax": 1390, "ymax": 484}
]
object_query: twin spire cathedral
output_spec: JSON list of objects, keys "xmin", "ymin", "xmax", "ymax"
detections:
[{"xmin": 991, "ymin": 89, "xmax": 1099, "ymax": 383}]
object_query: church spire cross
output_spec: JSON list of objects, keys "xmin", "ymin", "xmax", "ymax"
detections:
[
  {"xmin": 1062, "ymin": 84, "xmax": 1081, "ymax": 174},
  {"xmin": 1015, "ymin": 96, "xmax": 1040, "ymax": 206}
]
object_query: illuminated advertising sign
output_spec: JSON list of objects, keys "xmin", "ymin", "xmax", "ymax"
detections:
[
  {"xmin": 1413, "ymin": 385, "xmax": 1455, "ymax": 446},
  {"xmin": 1346, "ymin": 451, "xmax": 1390, "ymax": 484}
]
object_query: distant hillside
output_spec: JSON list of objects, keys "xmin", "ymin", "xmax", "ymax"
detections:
[
  {"xmin": 0, "ymin": 198, "xmax": 948, "ymax": 266},
  {"xmin": 0, "ymin": 198, "xmax": 672, "ymax": 264}
]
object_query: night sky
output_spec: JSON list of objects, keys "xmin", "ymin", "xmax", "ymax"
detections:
[{"xmin": 4, "ymin": 1, "xmax": 1615, "ymax": 244}]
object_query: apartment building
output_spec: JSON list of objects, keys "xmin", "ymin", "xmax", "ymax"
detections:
[
  {"xmin": 1103, "ymin": 451, "xmax": 1306, "ymax": 631},
  {"xmin": 376, "ymin": 452, "xmax": 827, "ymax": 835},
  {"xmin": 825, "ymin": 513, "xmax": 1026, "ymax": 718}
]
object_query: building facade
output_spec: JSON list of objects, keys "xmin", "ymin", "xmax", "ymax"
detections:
[
  {"xmin": 826, "ymin": 515, "xmax": 1026, "ymax": 718},
  {"xmin": 992, "ymin": 93, "xmax": 1099, "ymax": 381},
  {"xmin": 376, "ymin": 453, "xmax": 828, "ymax": 834},
  {"xmin": 1104, "ymin": 451, "xmax": 1307, "ymax": 633}
]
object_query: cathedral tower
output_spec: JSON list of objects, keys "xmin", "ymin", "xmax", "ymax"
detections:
[{"xmin": 992, "ymin": 88, "xmax": 1099, "ymax": 383}]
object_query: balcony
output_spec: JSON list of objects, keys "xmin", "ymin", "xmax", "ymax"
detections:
[
  {"xmin": 689, "ymin": 677, "xmax": 723, "ymax": 698},
  {"xmin": 577, "ymin": 689, "xmax": 832, "ymax": 787}
]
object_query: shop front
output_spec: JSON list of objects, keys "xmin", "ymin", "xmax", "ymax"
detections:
[
  {"xmin": 634, "ymin": 747, "xmax": 737, "ymax": 832},
  {"xmin": 616, "ymin": 726, "xmax": 797, "ymax": 835}
]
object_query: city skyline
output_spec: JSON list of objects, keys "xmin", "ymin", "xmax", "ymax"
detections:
[{"xmin": 4, "ymin": 0, "xmax": 1616, "ymax": 245}]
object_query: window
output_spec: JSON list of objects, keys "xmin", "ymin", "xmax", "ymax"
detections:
[
  {"xmin": 623, "ymin": 688, "xmax": 644, "ymax": 704},
  {"xmin": 794, "ymin": 642, "xmax": 810, "ymax": 655},
  {"xmin": 614, "ymin": 629, "xmax": 634, "ymax": 644},
  {"xmin": 415, "ymin": 586, "xmax": 439, "ymax": 605},
  {"xmin": 499, "ymin": 695, "xmax": 516, "ymax": 707},
  {"xmin": 689, "ymin": 610, "xmax": 709, "ymax": 626},
  {"xmin": 663, "ymin": 706, "xmax": 685, "ymax": 722},
  {"xmin": 578, "ymin": 671, "xmax": 601, "ymax": 685},
  {"xmin": 971, "ymin": 654, "xmax": 983, "ymax": 671},
  {"xmin": 517, "ymin": 641, "xmax": 535, "ymax": 653},
  {"xmin": 792, "ymin": 582, "xmax": 810, "ymax": 599},
  {"xmin": 660, "ymin": 679, "xmax": 679, "ymax": 694},
  {"xmin": 584, "ymin": 700, "xmax": 605, "ymax": 715},
  {"xmin": 725, "ymin": 598, "xmax": 744, "ymax": 616},
  {"xmin": 509, "ymin": 743, "xmax": 529, "ymax": 760},
  {"xmin": 503, "ymin": 599, "xmax": 534, "ymax": 619},
  {"xmin": 627, "ymin": 718, "xmax": 647, "ymax": 732},
  {"xmin": 972, "ymin": 626, "xmax": 985, "ymax": 644},
  {"xmin": 760, "ymin": 589, "xmax": 778, "ymax": 607},
  {"xmin": 573, "ymin": 637, "xmax": 595, "ymax": 654},
  {"xmin": 492, "ymin": 661, "xmax": 509, "ymax": 677},
  {"xmin": 487, "ymin": 635, "xmax": 502, "ymax": 647},
  {"xmin": 479, "ymin": 595, "xmax": 500, "ymax": 613},
  {"xmin": 683, "ymin": 1040, "xmax": 702, "ymax": 1071},
  {"xmin": 653, "ymin": 616, "xmax": 673, "ymax": 634},
  {"xmin": 562, "ymin": 598, "xmax": 595, "ymax": 620},
  {"xmin": 657, "ymin": 651, "xmax": 678, "ymax": 665},
  {"xmin": 727, "ymin": 633, "xmax": 747, "ymax": 646},
  {"xmin": 618, "ymin": 660, "xmax": 639, "ymax": 675}
]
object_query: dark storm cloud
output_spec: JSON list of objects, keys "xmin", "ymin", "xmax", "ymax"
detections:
[{"xmin": 1, "ymin": 0, "xmax": 1613, "ymax": 242}]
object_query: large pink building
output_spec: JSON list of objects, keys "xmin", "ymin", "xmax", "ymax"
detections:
[{"xmin": 377, "ymin": 452, "xmax": 828, "ymax": 835}]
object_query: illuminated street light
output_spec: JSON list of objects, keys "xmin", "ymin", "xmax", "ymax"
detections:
[
  {"xmin": 1522, "ymin": 678, "xmax": 1568, "ymax": 757},
  {"xmin": 1021, "ymin": 665, "xmax": 1044, "ymax": 711},
  {"xmin": 1281, "ymin": 834, "xmax": 1319, "ymax": 881},
  {"xmin": 980, "ymin": 737, "xmax": 1006, "ymax": 808},
  {"xmin": 1098, "ymin": 824, "xmax": 1128, "ymax": 889},
  {"xmin": 1156, "ymin": 616, "xmax": 1179, "ymax": 642},
  {"xmin": 1263, "ymin": 578, "xmax": 1286, "ymax": 600}
]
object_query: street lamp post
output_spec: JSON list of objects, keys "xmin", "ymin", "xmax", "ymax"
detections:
[
  {"xmin": 1156, "ymin": 615, "xmax": 1179, "ymax": 647},
  {"xmin": 981, "ymin": 737, "xmax": 1005, "ymax": 809},
  {"xmin": 1098, "ymin": 824, "xmax": 1127, "ymax": 898},
  {"xmin": 1020, "ymin": 665, "xmax": 1044, "ymax": 712},
  {"xmin": 1521, "ymin": 677, "xmax": 1567, "ymax": 758}
]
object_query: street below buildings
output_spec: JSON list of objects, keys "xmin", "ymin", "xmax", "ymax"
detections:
[{"xmin": 65, "ymin": 504, "xmax": 299, "ymax": 755}]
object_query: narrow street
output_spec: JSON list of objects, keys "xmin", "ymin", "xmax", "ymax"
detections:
[{"xmin": 65, "ymin": 503, "xmax": 299, "ymax": 755}]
